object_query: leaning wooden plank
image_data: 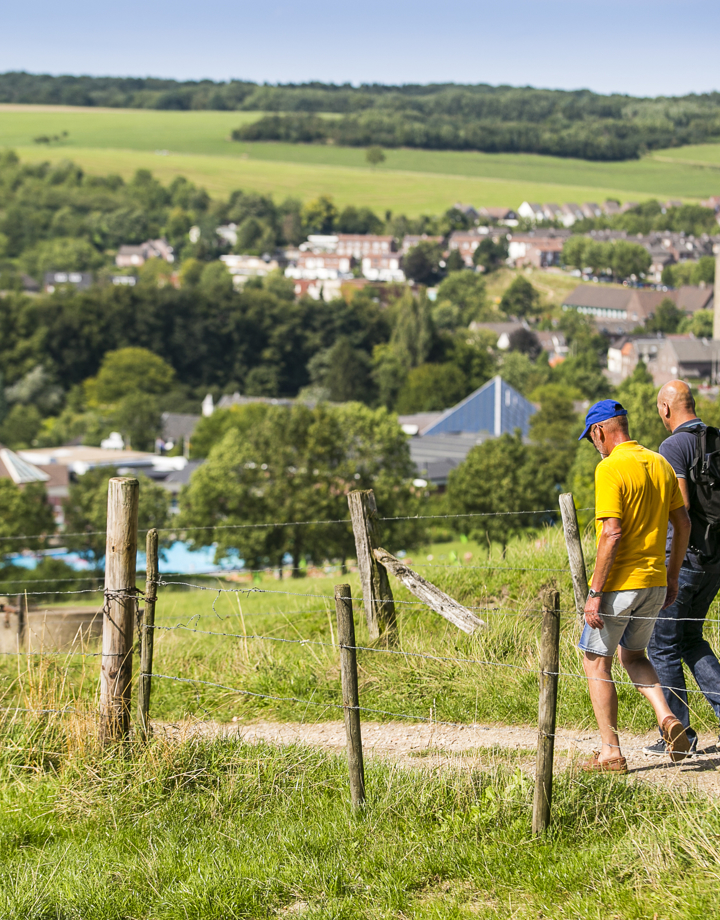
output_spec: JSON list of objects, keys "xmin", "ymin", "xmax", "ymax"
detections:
[{"xmin": 373, "ymin": 548, "xmax": 486, "ymax": 634}]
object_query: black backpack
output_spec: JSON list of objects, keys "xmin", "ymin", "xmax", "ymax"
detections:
[{"xmin": 687, "ymin": 423, "xmax": 720, "ymax": 561}]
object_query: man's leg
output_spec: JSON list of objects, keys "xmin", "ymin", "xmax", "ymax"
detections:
[
  {"xmin": 647, "ymin": 570, "xmax": 695, "ymax": 732},
  {"xmin": 583, "ymin": 651, "xmax": 622, "ymax": 762},
  {"xmin": 680, "ymin": 569, "xmax": 720, "ymax": 730},
  {"xmin": 617, "ymin": 646, "xmax": 674, "ymax": 724}
]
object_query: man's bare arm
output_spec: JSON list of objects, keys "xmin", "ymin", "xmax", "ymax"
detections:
[
  {"xmin": 664, "ymin": 505, "xmax": 691, "ymax": 608},
  {"xmin": 584, "ymin": 517, "xmax": 622, "ymax": 629}
]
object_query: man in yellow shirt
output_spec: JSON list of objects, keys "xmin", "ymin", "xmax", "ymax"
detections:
[{"xmin": 578, "ymin": 399, "xmax": 692, "ymax": 772}]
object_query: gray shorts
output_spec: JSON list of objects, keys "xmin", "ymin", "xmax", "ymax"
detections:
[{"xmin": 578, "ymin": 586, "xmax": 666, "ymax": 658}]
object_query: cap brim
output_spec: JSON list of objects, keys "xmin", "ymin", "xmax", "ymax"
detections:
[{"xmin": 578, "ymin": 425, "xmax": 592, "ymax": 442}]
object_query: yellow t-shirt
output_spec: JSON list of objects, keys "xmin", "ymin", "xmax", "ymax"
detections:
[{"xmin": 594, "ymin": 440, "xmax": 684, "ymax": 592}]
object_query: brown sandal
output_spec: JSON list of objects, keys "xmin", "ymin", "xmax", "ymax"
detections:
[
  {"xmin": 580, "ymin": 751, "xmax": 628, "ymax": 774},
  {"xmin": 661, "ymin": 716, "xmax": 691, "ymax": 763}
]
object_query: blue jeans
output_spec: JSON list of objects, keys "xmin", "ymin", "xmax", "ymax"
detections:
[{"xmin": 647, "ymin": 566, "xmax": 720, "ymax": 742}]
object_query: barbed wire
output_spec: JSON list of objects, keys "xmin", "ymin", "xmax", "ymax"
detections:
[
  {"xmin": 0, "ymin": 504, "xmax": 594, "ymax": 548},
  {"xmin": 146, "ymin": 672, "xmax": 481, "ymax": 728}
]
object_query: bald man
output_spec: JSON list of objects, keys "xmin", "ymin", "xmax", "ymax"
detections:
[{"xmin": 645, "ymin": 381, "xmax": 720, "ymax": 757}]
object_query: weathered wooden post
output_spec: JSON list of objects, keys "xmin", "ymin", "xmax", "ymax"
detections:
[
  {"xmin": 559, "ymin": 492, "xmax": 588, "ymax": 617},
  {"xmin": 100, "ymin": 477, "xmax": 139, "ymax": 743},
  {"xmin": 335, "ymin": 583, "xmax": 365, "ymax": 808},
  {"xmin": 532, "ymin": 588, "xmax": 561, "ymax": 836},
  {"xmin": 347, "ymin": 490, "xmax": 396, "ymax": 642},
  {"xmin": 137, "ymin": 527, "xmax": 158, "ymax": 741}
]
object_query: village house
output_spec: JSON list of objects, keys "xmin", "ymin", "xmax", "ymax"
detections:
[
  {"xmin": 517, "ymin": 202, "xmax": 545, "ymax": 222},
  {"xmin": 447, "ymin": 231, "xmax": 482, "ymax": 266},
  {"xmin": 220, "ymin": 253, "xmax": 284, "ymax": 286},
  {"xmin": 285, "ymin": 252, "xmax": 353, "ymax": 282},
  {"xmin": 563, "ymin": 284, "xmax": 714, "ymax": 335},
  {"xmin": 335, "ymin": 234, "xmax": 395, "ymax": 258},
  {"xmin": 400, "ymin": 234, "xmax": 443, "ymax": 255},
  {"xmin": 507, "ymin": 235, "xmax": 565, "ymax": 268},
  {"xmin": 477, "ymin": 206, "xmax": 518, "ymax": 226},
  {"xmin": 43, "ymin": 272, "xmax": 93, "ymax": 293},
  {"xmin": 115, "ymin": 238, "xmax": 174, "ymax": 268},
  {"xmin": 470, "ymin": 321, "xmax": 568, "ymax": 363},
  {"xmin": 361, "ymin": 254, "xmax": 405, "ymax": 283},
  {"xmin": 607, "ymin": 334, "xmax": 720, "ymax": 386}
]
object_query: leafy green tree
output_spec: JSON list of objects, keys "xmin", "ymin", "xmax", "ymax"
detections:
[
  {"xmin": 315, "ymin": 337, "xmax": 374, "ymax": 403},
  {"xmin": 20, "ymin": 237, "xmax": 104, "ymax": 280},
  {"xmin": 646, "ymin": 297, "xmax": 684, "ymax": 333},
  {"xmin": 0, "ymin": 403, "xmax": 42, "ymax": 448},
  {"xmin": 390, "ymin": 288, "xmax": 435, "ymax": 367},
  {"xmin": 395, "ymin": 363, "xmax": 468, "ymax": 412},
  {"xmin": 498, "ymin": 351, "xmax": 550, "ymax": 396},
  {"xmin": 447, "ymin": 432, "xmax": 556, "ymax": 548},
  {"xmin": 472, "ymin": 237, "xmax": 508, "ymax": 273},
  {"xmin": 302, "ymin": 195, "xmax": 338, "ymax": 234},
  {"xmin": 499, "ymin": 276, "xmax": 541, "ymax": 318},
  {"xmin": 615, "ymin": 361, "xmax": 666, "ymax": 451},
  {"xmin": 528, "ymin": 383, "xmax": 581, "ymax": 487},
  {"xmin": 561, "ymin": 236, "xmax": 588, "ymax": 271},
  {"xmin": 584, "ymin": 241, "xmax": 613, "ymax": 275},
  {"xmin": 611, "ymin": 240, "xmax": 651, "ymax": 280},
  {"xmin": 566, "ymin": 442, "xmax": 601, "ymax": 528},
  {"xmin": 0, "ymin": 481, "xmax": 55, "ymax": 553},
  {"xmin": 553, "ymin": 351, "xmax": 610, "ymax": 401},
  {"xmin": 678, "ymin": 309, "xmax": 713, "ymax": 338},
  {"xmin": 371, "ymin": 343, "xmax": 410, "ymax": 410},
  {"xmin": 86, "ymin": 348, "xmax": 175, "ymax": 404},
  {"xmin": 337, "ymin": 206, "xmax": 383, "ymax": 234},
  {"xmin": 433, "ymin": 272, "xmax": 489, "ymax": 329},
  {"xmin": 83, "ymin": 347, "xmax": 175, "ymax": 450},
  {"xmin": 444, "ymin": 249, "xmax": 465, "ymax": 273},
  {"xmin": 508, "ymin": 327, "xmax": 541, "ymax": 359},
  {"xmin": 63, "ymin": 467, "xmax": 171, "ymax": 568},
  {"xmin": 189, "ymin": 403, "xmax": 271, "ymax": 459},
  {"xmin": 178, "ymin": 403, "xmax": 423, "ymax": 571},
  {"xmin": 178, "ymin": 257, "xmax": 204, "ymax": 287},
  {"xmin": 365, "ymin": 146, "xmax": 386, "ymax": 166},
  {"xmin": 402, "ymin": 241, "xmax": 443, "ymax": 285}
]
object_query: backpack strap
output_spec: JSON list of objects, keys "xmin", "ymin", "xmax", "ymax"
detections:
[{"xmin": 682, "ymin": 421, "xmax": 706, "ymax": 484}]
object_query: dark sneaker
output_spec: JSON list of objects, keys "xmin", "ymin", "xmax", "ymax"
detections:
[
  {"xmin": 642, "ymin": 739, "xmax": 668, "ymax": 757},
  {"xmin": 643, "ymin": 735, "xmax": 698, "ymax": 758}
]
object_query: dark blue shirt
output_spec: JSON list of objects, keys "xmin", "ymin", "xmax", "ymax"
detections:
[{"xmin": 660, "ymin": 418, "xmax": 720, "ymax": 571}]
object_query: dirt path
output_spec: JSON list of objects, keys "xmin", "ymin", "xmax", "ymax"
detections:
[{"xmin": 159, "ymin": 719, "xmax": 720, "ymax": 795}]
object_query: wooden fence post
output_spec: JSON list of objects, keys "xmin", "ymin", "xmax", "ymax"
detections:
[
  {"xmin": 137, "ymin": 527, "xmax": 158, "ymax": 741},
  {"xmin": 100, "ymin": 477, "xmax": 139, "ymax": 743},
  {"xmin": 335, "ymin": 583, "xmax": 365, "ymax": 808},
  {"xmin": 347, "ymin": 490, "xmax": 396, "ymax": 643},
  {"xmin": 559, "ymin": 493, "xmax": 588, "ymax": 617},
  {"xmin": 532, "ymin": 588, "xmax": 561, "ymax": 836}
]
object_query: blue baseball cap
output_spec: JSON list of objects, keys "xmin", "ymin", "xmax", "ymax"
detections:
[{"xmin": 578, "ymin": 399, "xmax": 627, "ymax": 441}]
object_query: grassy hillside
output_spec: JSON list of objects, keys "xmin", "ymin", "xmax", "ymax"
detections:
[
  {"xmin": 2, "ymin": 526, "xmax": 720, "ymax": 916},
  {"xmin": 2, "ymin": 105, "xmax": 720, "ymax": 213}
]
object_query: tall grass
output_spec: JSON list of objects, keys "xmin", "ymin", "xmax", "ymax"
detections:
[
  {"xmin": 5, "ymin": 526, "xmax": 720, "ymax": 739},
  {"xmin": 0, "ymin": 717, "xmax": 718, "ymax": 918}
]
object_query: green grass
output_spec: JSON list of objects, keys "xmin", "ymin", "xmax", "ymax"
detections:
[
  {"xmin": 0, "ymin": 724, "xmax": 719, "ymax": 917},
  {"xmin": 9, "ymin": 527, "xmax": 720, "ymax": 738},
  {"xmin": 3, "ymin": 103, "xmax": 720, "ymax": 211},
  {"xmin": 4, "ymin": 528, "xmax": 720, "ymax": 916}
]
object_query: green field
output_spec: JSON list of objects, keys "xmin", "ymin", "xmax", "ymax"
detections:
[{"xmin": 2, "ymin": 104, "xmax": 720, "ymax": 213}]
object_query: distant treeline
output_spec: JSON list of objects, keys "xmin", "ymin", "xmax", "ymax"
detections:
[{"xmin": 3, "ymin": 72, "xmax": 720, "ymax": 160}]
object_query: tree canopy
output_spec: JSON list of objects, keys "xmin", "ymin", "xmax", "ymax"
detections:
[{"xmin": 178, "ymin": 403, "xmax": 424, "ymax": 570}]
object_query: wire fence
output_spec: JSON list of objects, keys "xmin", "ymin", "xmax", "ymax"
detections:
[{"xmin": 2, "ymin": 497, "xmax": 719, "ymax": 787}]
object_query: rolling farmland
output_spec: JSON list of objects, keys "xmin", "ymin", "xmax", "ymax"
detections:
[{"xmin": 1, "ymin": 104, "xmax": 719, "ymax": 214}]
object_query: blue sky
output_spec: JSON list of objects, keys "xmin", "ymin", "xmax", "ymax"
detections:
[{"xmin": 1, "ymin": 0, "xmax": 718, "ymax": 97}]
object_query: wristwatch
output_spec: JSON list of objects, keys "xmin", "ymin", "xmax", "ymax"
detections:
[{"xmin": 588, "ymin": 589, "xmax": 603, "ymax": 599}]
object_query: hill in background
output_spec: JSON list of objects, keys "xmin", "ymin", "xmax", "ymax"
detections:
[{"xmin": 2, "ymin": 72, "xmax": 720, "ymax": 161}]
